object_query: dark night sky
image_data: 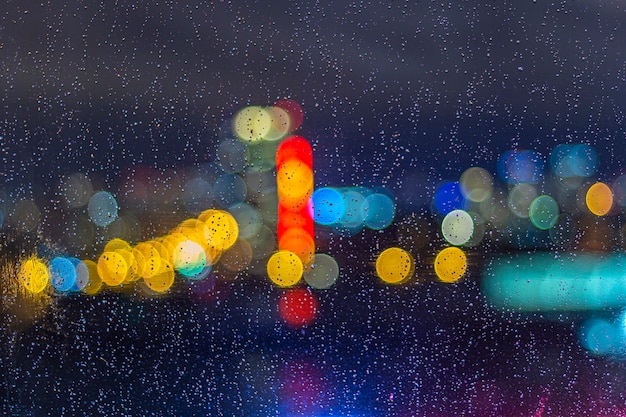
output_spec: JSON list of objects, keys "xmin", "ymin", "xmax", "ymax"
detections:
[{"xmin": 1, "ymin": 1, "xmax": 625, "ymax": 192}]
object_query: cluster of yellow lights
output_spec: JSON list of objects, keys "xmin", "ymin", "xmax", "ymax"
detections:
[
  {"xmin": 19, "ymin": 209, "xmax": 238, "ymax": 295},
  {"xmin": 374, "ymin": 246, "xmax": 467, "ymax": 285}
]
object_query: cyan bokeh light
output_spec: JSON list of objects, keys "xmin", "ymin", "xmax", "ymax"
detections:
[
  {"xmin": 362, "ymin": 193, "xmax": 395, "ymax": 230},
  {"xmin": 549, "ymin": 143, "xmax": 598, "ymax": 178},
  {"xmin": 483, "ymin": 253, "xmax": 626, "ymax": 311},
  {"xmin": 311, "ymin": 187, "xmax": 345, "ymax": 225},
  {"xmin": 50, "ymin": 256, "xmax": 77, "ymax": 292}
]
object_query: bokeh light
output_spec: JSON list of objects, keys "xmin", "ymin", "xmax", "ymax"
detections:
[
  {"xmin": 245, "ymin": 140, "xmax": 280, "ymax": 172},
  {"xmin": 460, "ymin": 167, "xmax": 493, "ymax": 203},
  {"xmin": 579, "ymin": 318, "xmax": 620, "ymax": 355},
  {"xmin": 226, "ymin": 203, "xmax": 259, "ymax": 241},
  {"xmin": 267, "ymin": 250, "xmax": 303, "ymax": 287},
  {"xmin": 233, "ymin": 106, "xmax": 271, "ymax": 142},
  {"xmin": 433, "ymin": 181, "xmax": 466, "ymax": 216},
  {"xmin": 97, "ymin": 251, "xmax": 129, "ymax": 286},
  {"xmin": 441, "ymin": 209, "xmax": 474, "ymax": 246},
  {"xmin": 362, "ymin": 193, "xmax": 396, "ymax": 230},
  {"xmin": 19, "ymin": 257, "xmax": 50, "ymax": 294},
  {"xmin": 612, "ymin": 174, "xmax": 626, "ymax": 208},
  {"xmin": 274, "ymin": 99, "xmax": 304, "ymax": 131},
  {"xmin": 275, "ymin": 136, "xmax": 313, "ymax": 170},
  {"xmin": 303, "ymin": 253, "xmax": 339, "ymax": 290},
  {"xmin": 507, "ymin": 183, "xmax": 538, "ymax": 218},
  {"xmin": 375, "ymin": 247, "xmax": 414, "ymax": 284},
  {"xmin": 497, "ymin": 150, "xmax": 544, "ymax": 184},
  {"xmin": 586, "ymin": 182, "xmax": 613, "ymax": 216},
  {"xmin": 278, "ymin": 227, "xmax": 315, "ymax": 265},
  {"xmin": 213, "ymin": 173, "xmax": 248, "ymax": 208},
  {"xmin": 311, "ymin": 187, "xmax": 346, "ymax": 226},
  {"xmin": 434, "ymin": 247, "xmax": 467, "ymax": 283},
  {"xmin": 550, "ymin": 143, "xmax": 598, "ymax": 178},
  {"xmin": 60, "ymin": 173, "xmax": 94, "ymax": 209},
  {"xmin": 88, "ymin": 191, "xmax": 119, "ymax": 227},
  {"xmin": 263, "ymin": 106, "xmax": 292, "ymax": 141},
  {"xmin": 70, "ymin": 258, "xmax": 90, "ymax": 292},
  {"xmin": 217, "ymin": 137, "xmax": 249, "ymax": 173},
  {"xmin": 49, "ymin": 257, "xmax": 77, "ymax": 292},
  {"xmin": 277, "ymin": 159, "xmax": 314, "ymax": 209},
  {"xmin": 337, "ymin": 189, "xmax": 366, "ymax": 234},
  {"xmin": 199, "ymin": 209, "xmax": 239, "ymax": 252},
  {"xmin": 143, "ymin": 261, "xmax": 175, "ymax": 293},
  {"xmin": 132, "ymin": 241, "xmax": 164, "ymax": 278},
  {"xmin": 83, "ymin": 260, "xmax": 102, "ymax": 295},
  {"xmin": 278, "ymin": 203, "xmax": 315, "ymax": 238},
  {"xmin": 529, "ymin": 195, "xmax": 559, "ymax": 230},
  {"xmin": 278, "ymin": 288, "xmax": 319, "ymax": 328},
  {"xmin": 173, "ymin": 239, "xmax": 207, "ymax": 277}
]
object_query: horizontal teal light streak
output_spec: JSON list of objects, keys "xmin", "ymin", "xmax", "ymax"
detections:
[{"xmin": 482, "ymin": 253, "xmax": 626, "ymax": 311}]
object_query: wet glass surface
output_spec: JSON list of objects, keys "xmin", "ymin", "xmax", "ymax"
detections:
[{"xmin": 2, "ymin": 2, "xmax": 626, "ymax": 416}]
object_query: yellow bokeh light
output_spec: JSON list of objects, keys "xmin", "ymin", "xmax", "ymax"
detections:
[
  {"xmin": 200, "ymin": 209, "xmax": 239, "ymax": 252},
  {"xmin": 434, "ymin": 247, "xmax": 467, "ymax": 283},
  {"xmin": 97, "ymin": 251, "xmax": 129, "ymax": 286},
  {"xmin": 174, "ymin": 219, "xmax": 212, "ymax": 248},
  {"xmin": 83, "ymin": 259, "xmax": 102, "ymax": 295},
  {"xmin": 233, "ymin": 106, "xmax": 271, "ymax": 142},
  {"xmin": 267, "ymin": 250, "xmax": 303, "ymax": 287},
  {"xmin": 586, "ymin": 182, "xmax": 613, "ymax": 216},
  {"xmin": 104, "ymin": 238, "xmax": 132, "ymax": 253},
  {"xmin": 117, "ymin": 249, "xmax": 138, "ymax": 283},
  {"xmin": 277, "ymin": 159, "xmax": 314, "ymax": 198},
  {"xmin": 375, "ymin": 247, "xmax": 414, "ymax": 284},
  {"xmin": 132, "ymin": 241, "xmax": 164, "ymax": 279},
  {"xmin": 143, "ymin": 261, "xmax": 175, "ymax": 293},
  {"xmin": 277, "ymin": 159, "xmax": 313, "ymax": 210},
  {"xmin": 19, "ymin": 257, "xmax": 49, "ymax": 294}
]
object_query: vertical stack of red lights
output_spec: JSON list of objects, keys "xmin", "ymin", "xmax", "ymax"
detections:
[
  {"xmin": 275, "ymin": 135, "xmax": 319, "ymax": 328},
  {"xmin": 275, "ymin": 136, "xmax": 315, "ymax": 266}
]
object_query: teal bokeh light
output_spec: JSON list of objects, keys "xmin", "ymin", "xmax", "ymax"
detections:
[
  {"xmin": 483, "ymin": 253, "xmax": 626, "ymax": 311},
  {"xmin": 549, "ymin": 143, "xmax": 598, "ymax": 178},
  {"xmin": 529, "ymin": 195, "xmax": 559, "ymax": 230},
  {"xmin": 362, "ymin": 193, "xmax": 395, "ymax": 230}
]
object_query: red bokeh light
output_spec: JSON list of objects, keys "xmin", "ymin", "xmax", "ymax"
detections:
[
  {"xmin": 274, "ymin": 98, "xmax": 304, "ymax": 131},
  {"xmin": 276, "ymin": 136, "xmax": 313, "ymax": 170},
  {"xmin": 278, "ymin": 288, "xmax": 319, "ymax": 328}
]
